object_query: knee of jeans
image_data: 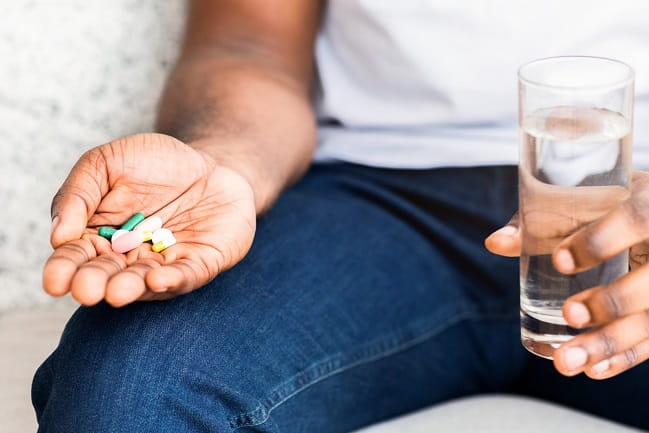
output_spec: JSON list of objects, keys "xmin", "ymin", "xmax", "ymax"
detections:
[
  {"xmin": 32, "ymin": 351, "xmax": 55, "ymax": 421},
  {"xmin": 31, "ymin": 300, "xmax": 253, "ymax": 432}
]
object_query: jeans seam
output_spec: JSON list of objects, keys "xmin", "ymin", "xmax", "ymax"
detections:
[{"xmin": 229, "ymin": 306, "xmax": 514, "ymax": 430}]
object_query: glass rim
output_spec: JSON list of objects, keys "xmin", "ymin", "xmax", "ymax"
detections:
[{"xmin": 518, "ymin": 55, "xmax": 635, "ymax": 91}]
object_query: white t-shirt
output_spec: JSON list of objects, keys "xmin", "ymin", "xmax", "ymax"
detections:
[{"xmin": 314, "ymin": 0, "xmax": 649, "ymax": 168}]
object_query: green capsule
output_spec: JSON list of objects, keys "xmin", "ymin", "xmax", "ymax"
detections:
[
  {"xmin": 98, "ymin": 226, "xmax": 117, "ymax": 240},
  {"xmin": 120, "ymin": 212, "xmax": 145, "ymax": 231}
]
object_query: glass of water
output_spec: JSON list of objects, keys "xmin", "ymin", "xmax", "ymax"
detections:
[{"xmin": 518, "ymin": 56, "xmax": 634, "ymax": 359}]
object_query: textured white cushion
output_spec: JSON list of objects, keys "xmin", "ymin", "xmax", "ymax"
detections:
[
  {"xmin": 354, "ymin": 395, "xmax": 643, "ymax": 433},
  {"xmin": 0, "ymin": 0, "xmax": 185, "ymax": 311}
]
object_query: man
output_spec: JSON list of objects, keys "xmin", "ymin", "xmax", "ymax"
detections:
[{"xmin": 34, "ymin": 1, "xmax": 649, "ymax": 432}]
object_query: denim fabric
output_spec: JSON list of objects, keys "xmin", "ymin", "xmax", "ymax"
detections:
[{"xmin": 32, "ymin": 164, "xmax": 649, "ymax": 432}]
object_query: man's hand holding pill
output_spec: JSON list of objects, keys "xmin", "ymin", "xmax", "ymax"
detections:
[
  {"xmin": 43, "ymin": 133, "xmax": 256, "ymax": 307},
  {"xmin": 42, "ymin": 1, "xmax": 318, "ymax": 307}
]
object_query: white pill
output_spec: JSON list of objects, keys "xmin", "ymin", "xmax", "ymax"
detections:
[
  {"xmin": 151, "ymin": 228, "xmax": 174, "ymax": 244},
  {"xmin": 133, "ymin": 216, "xmax": 163, "ymax": 233},
  {"xmin": 111, "ymin": 229, "xmax": 129, "ymax": 242}
]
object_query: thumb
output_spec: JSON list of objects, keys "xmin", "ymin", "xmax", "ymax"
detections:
[
  {"xmin": 484, "ymin": 212, "xmax": 521, "ymax": 257},
  {"xmin": 50, "ymin": 150, "xmax": 107, "ymax": 248}
]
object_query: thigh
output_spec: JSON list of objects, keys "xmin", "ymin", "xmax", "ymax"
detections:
[
  {"xmin": 265, "ymin": 316, "xmax": 523, "ymax": 433},
  {"xmin": 33, "ymin": 164, "xmax": 523, "ymax": 433},
  {"xmin": 227, "ymin": 164, "xmax": 525, "ymax": 432}
]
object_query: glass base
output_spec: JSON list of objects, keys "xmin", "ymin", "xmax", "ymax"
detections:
[{"xmin": 520, "ymin": 310, "xmax": 579, "ymax": 359}]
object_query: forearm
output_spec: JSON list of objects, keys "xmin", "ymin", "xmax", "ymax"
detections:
[{"xmin": 156, "ymin": 53, "xmax": 317, "ymax": 214}]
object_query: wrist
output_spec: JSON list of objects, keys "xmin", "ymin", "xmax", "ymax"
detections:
[{"xmin": 188, "ymin": 138, "xmax": 280, "ymax": 214}]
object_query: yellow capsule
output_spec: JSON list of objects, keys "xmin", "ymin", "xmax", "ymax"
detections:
[
  {"xmin": 152, "ymin": 238, "xmax": 176, "ymax": 253},
  {"xmin": 142, "ymin": 231, "xmax": 152, "ymax": 242}
]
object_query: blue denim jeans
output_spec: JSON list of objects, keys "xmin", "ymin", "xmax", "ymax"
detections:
[{"xmin": 33, "ymin": 164, "xmax": 649, "ymax": 432}]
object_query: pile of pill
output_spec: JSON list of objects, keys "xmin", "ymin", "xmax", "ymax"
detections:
[{"xmin": 97, "ymin": 212, "xmax": 177, "ymax": 254}]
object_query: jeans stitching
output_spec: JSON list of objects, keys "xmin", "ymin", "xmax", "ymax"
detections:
[{"xmin": 230, "ymin": 307, "xmax": 514, "ymax": 430}]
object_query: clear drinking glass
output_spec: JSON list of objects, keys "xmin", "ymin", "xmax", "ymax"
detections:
[{"xmin": 518, "ymin": 56, "xmax": 634, "ymax": 358}]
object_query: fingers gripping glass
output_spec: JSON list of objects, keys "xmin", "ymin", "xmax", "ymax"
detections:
[{"xmin": 518, "ymin": 56, "xmax": 635, "ymax": 359}]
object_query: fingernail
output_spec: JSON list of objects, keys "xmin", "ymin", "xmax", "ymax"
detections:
[
  {"xmin": 555, "ymin": 248, "xmax": 575, "ymax": 272},
  {"xmin": 591, "ymin": 359, "xmax": 610, "ymax": 375},
  {"xmin": 50, "ymin": 215, "xmax": 60, "ymax": 236},
  {"xmin": 567, "ymin": 302, "xmax": 591, "ymax": 327},
  {"xmin": 494, "ymin": 225, "xmax": 517, "ymax": 237},
  {"xmin": 563, "ymin": 346, "xmax": 588, "ymax": 370}
]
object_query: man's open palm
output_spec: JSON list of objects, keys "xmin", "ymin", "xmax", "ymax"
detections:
[{"xmin": 43, "ymin": 133, "xmax": 256, "ymax": 306}]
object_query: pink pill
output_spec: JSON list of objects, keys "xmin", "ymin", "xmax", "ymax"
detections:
[
  {"xmin": 111, "ymin": 230, "xmax": 144, "ymax": 254},
  {"xmin": 133, "ymin": 216, "xmax": 163, "ymax": 233}
]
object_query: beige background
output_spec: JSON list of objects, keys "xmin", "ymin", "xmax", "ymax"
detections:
[
  {"xmin": 1, "ymin": 2, "xmax": 184, "ymax": 430},
  {"xmin": 0, "ymin": 0, "xmax": 185, "ymax": 312}
]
